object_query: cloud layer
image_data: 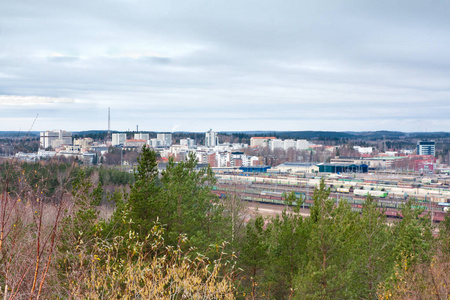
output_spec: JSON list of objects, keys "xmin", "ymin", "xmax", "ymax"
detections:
[{"xmin": 1, "ymin": 0, "xmax": 450, "ymax": 132}]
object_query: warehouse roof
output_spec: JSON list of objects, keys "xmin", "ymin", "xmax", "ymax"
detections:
[{"xmin": 277, "ymin": 162, "xmax": 315, "ymax": 167}]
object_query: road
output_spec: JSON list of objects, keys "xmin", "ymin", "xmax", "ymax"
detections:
[{"xmin": 246, "ymin": 202, "xmax": 310, "ymax": 217}]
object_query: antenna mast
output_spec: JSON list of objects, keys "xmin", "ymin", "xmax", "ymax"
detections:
[{"xmin": 107, "ymin": 107, "xmax": 111, "ymax": 141}]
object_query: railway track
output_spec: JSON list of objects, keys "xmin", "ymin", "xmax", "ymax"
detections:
[{"xmin": 213, "ymin": 181, "xmax": 447, "ymax": 222}]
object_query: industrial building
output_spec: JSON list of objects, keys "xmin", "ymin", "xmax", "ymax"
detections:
[
  {"xmin": 273, "ymin": 162, "xmax": 318, "ymax": 173},
  {"xmin": 239, "ymin": 165, "xmax": 271, "ymax": 173},
  {"xmin": 317, "ymin": 163, "xmax": 368, "ymax": 173}
]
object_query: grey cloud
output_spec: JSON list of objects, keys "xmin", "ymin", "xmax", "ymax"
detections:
[
  {"xmin": 48, "ymin": 56, "xmax": 80, "ymax": 63},
  {"xmin": 1, "ymin": 0, "xmax": 450, "ymax": 131}
]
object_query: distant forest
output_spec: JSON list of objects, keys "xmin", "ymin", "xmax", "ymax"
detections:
[{"xmin": 3, "ymin": 130, "xmax": 450, "ymax": 141}]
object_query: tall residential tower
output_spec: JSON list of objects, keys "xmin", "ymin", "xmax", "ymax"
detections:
[{"xmin": 205, "ymin": 129, "xmax": 219, "ymax": 147}]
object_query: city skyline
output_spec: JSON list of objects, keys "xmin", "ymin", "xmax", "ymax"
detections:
[{"xmin": 1, "ymin": 1, "xmax": 450, "ymax": 132}]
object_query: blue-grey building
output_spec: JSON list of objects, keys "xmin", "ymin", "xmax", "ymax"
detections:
[
  {"xmin": 239, "ymin": 165, "xmax": 271, "ymax": 173},
  {"xmin": 318, "ymin": 163, "xmax": 368, "ymax": 173},
  {"xmin": 416, "ymin": 141, "xmax": 435, "ymax": 156}
]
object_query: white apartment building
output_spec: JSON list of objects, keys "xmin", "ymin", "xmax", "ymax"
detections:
[
  {"xmin": 40, "ymin": 130, "xmax": 72, "ymax": 149},
  {"xmin": 205, "ymin": 129, "xmax": 219, "ymax": 147},
  {"xmin": 157, "ymin": 133, "xmax": 173, "ymax": 146},
  {"xmin": 112, "ymin": 133, "xmax": 127, "ymax": 146},
  {"xmin": 296, "ymin": 139, "xmax": 309, "ymax": 150},
  {"xmin": 242, "ymin": 156, "xmax": 259, "ymax": 167},
  {"xmin": 148, "ymin": 139, "xmax": 163, "ymax": 148},
  {"xmin": 216, "ymin": 151, "xmax": 231, "ymax": 167},
  {"xmin": 180, "ymin": 138, "xmax": 195, "ymax": 147},
  {"xmin": 74, "ymin": 138, "xmax": 93, "ymax": 150},
  {"xmin": 250, "ymin": 137, "xmax": 276, "ymax": 147},
  {"xmin": 269, "ymin": 139, "xmax": 284, "ymax": 151},
  {"xmin": 354, "ymin": 146, "xmax": 373, "ymax": 154},
  {"xmin": 284, "ymin": 139, "xmax": 296, "ymax": 150},
  {"xmin": 134, "ymin": 133, "xmax": 150, "ymax": 141},
  {"xmin": 195, "ymin": 151, "xmax": 207, "ymax": 164}
]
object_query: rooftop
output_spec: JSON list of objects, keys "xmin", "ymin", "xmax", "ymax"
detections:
[{"xmin": 277, "ymin": 162, "xmax": 315, "ymax": 167}]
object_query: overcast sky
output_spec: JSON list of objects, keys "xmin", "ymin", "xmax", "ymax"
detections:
[{"xmin": 1, "ymin": 0, "xmax": 450, "ymax": 132}]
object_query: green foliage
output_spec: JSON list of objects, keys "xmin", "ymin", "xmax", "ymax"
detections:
[
  {"xmin": 392, "ymin": 199, "xmax": 433, "ymax": 265},
  {"xmin": 98, "ymin": 166, "xmax": 135, "ymax": 186},
  {"xmin": 2, "ymin": 159, "xmax": 449, "ymax": 299},
  {"xmin": 350, "ymin": 195, "xmax": 395, "ymax": 299},
  {"xmin": 58, "ymin": 169, "xmax": 102, "ymax": 286},
  {"xmin": 264, "ymin": 193, "xmax": 309, "ymax": 299},
  {"xmin": 125, "ymin": 146, "xmax": 161, "ymax": 235},
  {"xmin": 0, "ymin": 161, "xmax": 71, "ymax": 197},
  {"xmin": 296, "ymin": 181, "xmax": 359, "ymax": 299},
  {"xmin": 108, "ymin": 147, "xmax": 226, "ymax": 251},
  {"xmin": 160, "ymin": 153, "xmax": 223, "ymax": 247},
  {"xmin": 239, "ymin": 215, "xmax": 270, "ymax": 299}
]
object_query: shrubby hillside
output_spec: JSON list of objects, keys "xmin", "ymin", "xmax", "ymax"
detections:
[{"xmin": 0, "ymin": 148, "xmax": 449, "ymax": 299}]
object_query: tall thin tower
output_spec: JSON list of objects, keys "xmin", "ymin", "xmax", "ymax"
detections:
[{"xmin": 107, "ymin": 107, "xmax": 111, "ymax": 141}]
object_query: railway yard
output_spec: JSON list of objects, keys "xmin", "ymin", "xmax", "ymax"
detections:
[{"xmin": 212, "ymin": 171, "xmax": 450, "ymax": 222}]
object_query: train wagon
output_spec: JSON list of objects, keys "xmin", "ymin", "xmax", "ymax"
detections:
[
  {"xmin": 353, "ymin": 189, "xmax": 388, "ymax": 198},
  {"xmin": 337, "ymin": 187, "xmax": 351, "ymax": 193}
]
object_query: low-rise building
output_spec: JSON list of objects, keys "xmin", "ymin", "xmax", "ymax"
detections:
[
  {"xmin": 124, "ymin": 139, "xmax": 147, "ymax": 148},
  {"xmin": 274, "ymin": 162, "xmax": 318, "ymax": 173},
  {"xmin": 318, "ymin": 163, "xmax": 368, "ymax": 173}
]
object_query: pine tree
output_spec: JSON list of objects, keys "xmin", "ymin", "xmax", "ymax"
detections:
[
  {"xmin": 351, "ymin": 195, "xmax": 394, "ymax": 299},
  {"xmin": 160, "ymin": 153, "xmax": 224, "ymax": 248},
  {"xmin": 265, "ymin": 192, "xmax": 309, "ymax": 299},
  {"xmin": 296, "ymin": 179, "xmax": 359, "ymax": 299},
  {"xmin": 239, "ymin": 215, "xmax": 270, "ymax": 299},
  {"xmin": 126, "ymin": 145, "xmax": 161, "ymax": 235},
  {"xmin": 392, "ymin": 199, "xmax": 433, "ymax": 265}
]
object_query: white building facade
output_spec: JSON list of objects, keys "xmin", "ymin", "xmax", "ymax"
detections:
[
  {"xmin": 112, "ymin": 133, "xmax": 127, "ymax": 146},
  {"xmin": 180, "ymin": 138, "xmax": 195, "ymax": 147},
  {"xmin": 40, "ymin": 130, "xmax": 72, "ymax": 149},
  {"xmin": 157, "ymin": 133, "xmax": 173, "ymax": 146},
  {"xmin": 205, "ymin": 129, "xmax": 219, "ymax": 147},
  {"xmin": 134, "ymin": 133, "xmax": 150, "ymax": 141}
]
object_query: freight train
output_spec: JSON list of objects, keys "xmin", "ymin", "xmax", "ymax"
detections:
[{"xmin": 212, "ymin": 180, "xmax": 447, "ymax": 222}]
